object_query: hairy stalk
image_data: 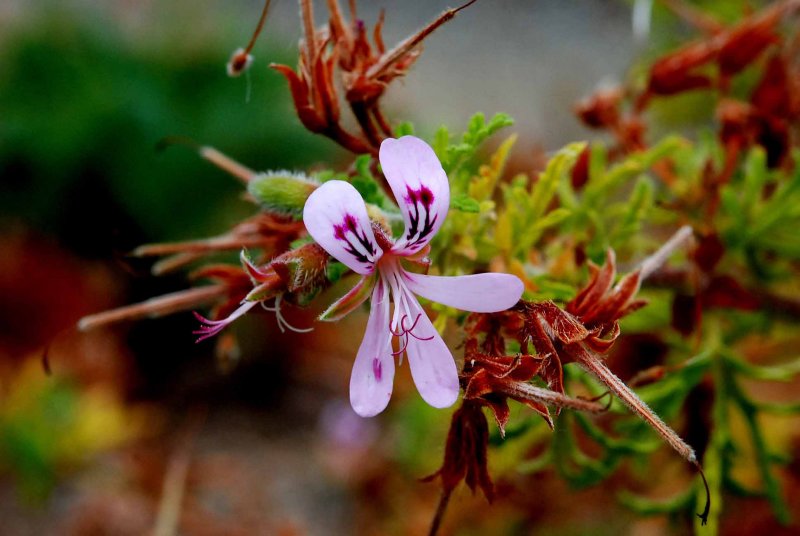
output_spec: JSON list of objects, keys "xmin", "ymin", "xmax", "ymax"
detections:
[
  {"xmin": 77, "ymin": 285, "xmax": 228, "ymax": 331},
  {"xmin": 572, "ymin": 344, "xmax": 710, "ymax": 524},
  {"xmin": 151, "ymin": 252, "xmax": 207, "ymax": 276},
  {"xmin": 199, "ymin": 146, "xmax": 256, "ymax": 183},
  {"xmin": 504, "ymin": 381, "xmax": 609, "ymax": 413},
  {"xmin": 156, "ymin": 137, "xmax": 256, "ymax": 183},
  {"xmin": 133, "ymin": 236, "xmax": 277, "ymax": 257},
  {"xmin": 572, "ymin": 344, "xmax": 697, "ymax": 462},
  {"xmin": 638, "ymin": 225, "xmax": 694, "ymax": 281}
]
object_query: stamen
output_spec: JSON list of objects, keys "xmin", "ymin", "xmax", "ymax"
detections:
[{"xmin": 260, "ymin": 295, "xmax": 315, "ymax": 334}]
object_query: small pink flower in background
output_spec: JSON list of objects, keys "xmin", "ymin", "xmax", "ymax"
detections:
[{"xmin": 304, "ymin": 136, "xmax": 524, "ymax": 417}]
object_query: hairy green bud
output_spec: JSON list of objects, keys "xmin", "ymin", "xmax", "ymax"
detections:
[{"xmin": 248, "ymin": 171, "xmax": 318, "ymax": 218}]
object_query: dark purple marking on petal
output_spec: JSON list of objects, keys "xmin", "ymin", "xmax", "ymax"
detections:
[
  {"xmin": 332, "ymin": 213, "xmax": 378, "ymax": 267},
  {"xmin": 372, "ymin": 357, "xmax": 383, "ymax": 381},
  {"xmin": 403, "ymin": 185, "xmax": 437, "ymax": 249}
]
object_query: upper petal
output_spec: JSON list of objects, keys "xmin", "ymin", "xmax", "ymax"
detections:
[
  {"xmin": 403, "ymin": 292, "xmax": 459, "ymax": 408},
  {"xmin": 303, "ymin": 180, "xmax": 382, "ymax": 275},
  {"xmin": 350, "ymin": 281, "xmax": 395, "ymax": 417},
  {"xmin": 403, "ymin": 271, "xmax": 524, "ymax": 313},
  {"xmin": 379, "ymin": 136, "xmax": 450, "ymax": 256}
]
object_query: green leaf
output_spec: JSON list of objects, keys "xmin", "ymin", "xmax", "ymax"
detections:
[
  {"xmin": 530, "ymin": 142, "xmax": 586, "ymax": 219},
  {"xmin": 450, "ymin": 193, "xmax": 481, "ymax": 213},
  {"xmin": 532, "ymin": 207, "xmax": 571, "ymax": 232},
  {"xmin": 393, "ymin": 121, "xmax": 415, "ymax": 137}
]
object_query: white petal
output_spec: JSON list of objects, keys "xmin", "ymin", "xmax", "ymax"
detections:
[
  {"xmin": 403, "ymin": 271, "xmax": 524, "ymax": 313},
  {"xmin": 303, "ymin": 180, "xmax": 382, "ymax": 275},
  {"xmin": 379, "ymin": 136, "xmax": 450, "ymax": 256},
  {"xmin": 349, "ymin": 281, "xmax": 395, "ymax": 417},
  {"xmin": 403, "ymin": 292, "xmax": 459, "ymax": 408}
]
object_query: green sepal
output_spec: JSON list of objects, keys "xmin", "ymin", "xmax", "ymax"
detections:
[
  {"xmin": 319, "ymin": 273, "xmax": 378, "ymax": 322},
  {"xmin": 245, "ymin": 281, "xmax": 280, "ymax": 302}
]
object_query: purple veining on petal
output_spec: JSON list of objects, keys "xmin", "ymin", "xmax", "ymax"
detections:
[
  {"xmin": 403, "ymin": 185, "xmax": 438, "ymax": 250},
  {"xmin": 333, "ymin": 212, "xmax": 378, "ymax": 266},
  {"xmin": 372, "ymin": 357, "xmax": 382, "ymax": 381}
]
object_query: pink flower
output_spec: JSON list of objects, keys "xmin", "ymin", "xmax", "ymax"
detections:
[{"xmin": 304, "ymin": 136, "xmax": 524, "ymax": 417}]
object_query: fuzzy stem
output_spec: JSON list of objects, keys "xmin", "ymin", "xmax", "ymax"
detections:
[
  {"xmin": 637, "ymin": 225, "xmax": 694, "ymax": 281},
  {"xmin": 504, "ymin": 381, "xmax": 609, "ymax": 413},
  {"xmin": 572, "ymin": 344, "xmax": 697, "ymax": 463},
  {"xmin": 151, "ymin": 252, "xmax": 207, "ymax": 276},
  {"xmin": 77, "ymin": 285, "xmax": 228, "ymax": 331},
  {"xmin": 199, "ymin": 146, "xmax": 256, "ymax": 183},
  {"xmin": 133, "ymin": 236, "xmax": 276, "ymax": 257}
]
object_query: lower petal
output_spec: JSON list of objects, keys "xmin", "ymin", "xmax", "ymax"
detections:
[
  {"xmin": 404, "ymin": 293, "xmax": 459, "ymax": 408},
  {"xmin": 350, "ymin": 282, "xmax": 395, "ymax": 417},
  {"xmin": 403, "ymin": 271, "xmax": 524, "ymax": 313}
]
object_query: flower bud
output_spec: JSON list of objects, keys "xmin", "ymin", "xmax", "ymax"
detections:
[{"xmin": 248, "ymin": 171, "xmax": 318, "ymax": 218}]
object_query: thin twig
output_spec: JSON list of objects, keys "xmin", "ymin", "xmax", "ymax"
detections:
[{"xmin": 427, "ymin": 488, "xmax": 453, "ymax": 536}]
